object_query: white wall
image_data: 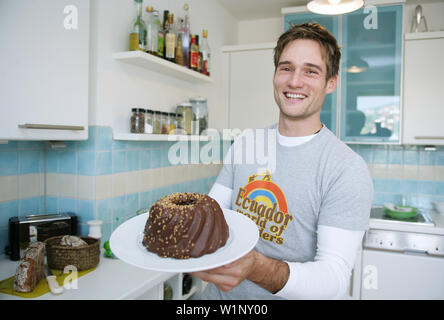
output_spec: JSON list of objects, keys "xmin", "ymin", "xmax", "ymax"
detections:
[
  {"xmin": 89, "ymin": 0, "xmax": 238, "ymax": 133},
  {"xmin": 237, "ymin": 17, "xmax": 283, "ymax": 44}
]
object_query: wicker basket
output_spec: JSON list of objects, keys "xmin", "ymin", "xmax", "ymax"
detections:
[{"xmin": 44, "ymin": 235, "xmax": 100, "ymax": 271}]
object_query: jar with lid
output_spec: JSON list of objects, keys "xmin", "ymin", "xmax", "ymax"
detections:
[
  {"xmin": 145, "ymin": 109, "xmax": 153, "ymax": 134},
  {"xmin": 168, "ymin": 112, "xmax": 177, "ymax": 134},
  {"xmin": 153, "ymin": 110, "xmax": 162, "ymax": 134},
  {"xmin": 130, "ymin": 108, "xmax": 145, "ymax": 133},
  {"xmin": 176, "ymin": 103, "xmax": 193, "ymax": 135},
  {"xmin": 175, "ymin": 113, "xmax": 184, "ymax": 135},
  {"xmin": 161, "ymin": 112, "xmax": 169, "ymax": 134},
  {"xmin": 189, "ymin": 97, "xmax": 208, "ymax": 135}
]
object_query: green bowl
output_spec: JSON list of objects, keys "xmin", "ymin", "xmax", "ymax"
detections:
[{"xmin": 384, "ymin": 206, "xmax": 418, "ymax": 219}]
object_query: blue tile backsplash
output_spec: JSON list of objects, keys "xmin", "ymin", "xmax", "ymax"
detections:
[
  {"xmin": 0, "ymin": 126, "xmax": 219, "ymax": 252},
  {"xmin": 1, "ymin": 127, "xmax": 444, "ymax": 253}
]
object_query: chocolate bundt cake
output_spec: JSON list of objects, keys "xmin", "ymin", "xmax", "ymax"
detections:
[{"xmin": 142, "ymin": 193, "xmax": 229, "ymax": 259}]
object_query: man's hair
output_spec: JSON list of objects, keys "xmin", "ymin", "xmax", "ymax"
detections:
[{"xmin": 274, "ymin": 22, "xmax": 341, "ymax": 80}]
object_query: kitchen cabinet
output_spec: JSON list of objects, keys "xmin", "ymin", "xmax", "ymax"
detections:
[
  {"xmin": 0, "ymin": 0, "xmax": 90, "ymax": 141},
  {"xmin": 340, "ymin": 5, "xmax": 403, "ymax": 143},
  {"xmin": 283, "ymin": 4, "xmax": 403, "ymax": 143},
  {"xmin": 361, "ymin": 249, "xmax": 444, "ymax": 299},
  {"xmin": 222, "ymin": 43, "xmax": 278, "ymax": 130},
  {"xmin": 402, "ymin": 31, "xmax": 444, "ymax": 145}
]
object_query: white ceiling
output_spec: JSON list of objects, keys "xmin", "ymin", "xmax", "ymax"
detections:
[{"xmin": 216, "ymin": 0, "xmax": 444, "ymax": 20}]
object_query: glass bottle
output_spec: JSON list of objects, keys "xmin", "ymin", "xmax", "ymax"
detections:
[
  {"xmin": 145, "ymin": 6, "xmax": 158, "ymax": 55},
  {"xmin": 201, "ymin": 29, "xmax": 211, "ymax": 76},
  {"xmin": 196, "ymin": 35, "xmax": 202, "ymax": 73},
  {"xmin": 182, "ymin": 4, "xmax": 191, "ymax": 68},
  {"xmin": 175, "ymin": 18, "xmax": 184, "ymax": 66},
  {"xmin": 162, "ymin": 10, "xmax": 169, "ymax": 59},
  {"xmin": 130, "ymin": 108, "xmax": 145, "ymax": 133},
  {"xmin": 153, "ymin": 111, "xmax": 161, "ymax": 134},
  {"xmin": 154, "ymin": 10, "xmax": 163, "ymax": 57},
  {"xmin": 189, "ymin": 35, "xmax": 199, "ymax": 71},
  {"xmin": 165, "ymin": 13, "xmax": 176, "ymax": 62},
  {"xmin": 129, "ymin": 0, "xmax": 147, "ymax": 51}
]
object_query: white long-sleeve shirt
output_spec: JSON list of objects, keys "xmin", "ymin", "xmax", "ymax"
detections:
[{"xmin": 209, "ymin": 182, "xmax": 364, "ymax": 300}]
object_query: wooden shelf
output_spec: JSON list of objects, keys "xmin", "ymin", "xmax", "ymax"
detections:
[
  {"xmin": 113, "ymin": 51, "xmax": 213, "ymax": 84},
  {"xmin": 113, "ymin": 132, "xmax": 211, "ymax": 141}
]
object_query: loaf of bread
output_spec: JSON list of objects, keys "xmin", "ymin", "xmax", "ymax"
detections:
[
  {"xmin": 14, "ymin": 242, "xmax": 46, "ymax": 292},
  {"xmin": 60, "ymin": 235, "xmax": 87, "ymax": 247}
]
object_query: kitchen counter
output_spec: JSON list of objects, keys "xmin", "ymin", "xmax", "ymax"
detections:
[
  {"xmin": 369, "ymin": 208, "xmax": 444, "ymax": 235},
  {"xmin": 0, "ymin": 249, "xmax": 176, "ymax": 300}
]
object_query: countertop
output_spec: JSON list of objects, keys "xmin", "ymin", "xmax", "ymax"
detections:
[
  {"xmin": 0, "ymin": 249, "xmax": 175, "ymax": 300},
  {"xmin": 369, "ymin": 208, "xmax": 444, "ymax": 235},
  {"xmin": 2, "ymin": 209, "xmax": 442, "ymax": 300}
]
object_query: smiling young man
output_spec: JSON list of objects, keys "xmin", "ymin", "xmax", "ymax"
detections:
[{"xmin": 192, "ymin": 23, "xmax": 373, "ymax": 300}]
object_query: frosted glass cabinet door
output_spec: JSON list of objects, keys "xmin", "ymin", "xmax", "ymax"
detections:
[
  {"xmin": 0, "ymin": 0, "xmax": 89, "ymax": 141},
  {"xmin": 284, "ymin": 13, "xmax": 339, "ymax": 134},
  {"xmin": 340, "ymin": 5, "xmax": 402, "ymax": 143}
]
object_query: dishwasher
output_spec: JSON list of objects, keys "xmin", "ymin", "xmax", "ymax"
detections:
[{"xmin": 361, "ymin": 208, "xmax": 444, "ymax": 300}]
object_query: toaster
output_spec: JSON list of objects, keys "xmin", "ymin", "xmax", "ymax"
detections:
[{"xmin": 7, "ymin": 212, "xmax": 78, "ymax": 261}]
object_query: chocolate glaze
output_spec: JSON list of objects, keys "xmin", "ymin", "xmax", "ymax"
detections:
[{"xmin": 142, "ymin": 193, "xmax": 229, "ymax": 259}]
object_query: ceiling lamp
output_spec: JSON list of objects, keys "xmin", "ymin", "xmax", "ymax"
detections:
[
  {"xmin": 307, "ymin": 0, "xmax": 364, "ymax": 15},
  {"xmin": 345, "ymin": 56, "xmax": 369, "ymax": 73}
]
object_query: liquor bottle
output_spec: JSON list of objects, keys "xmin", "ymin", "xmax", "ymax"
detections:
[
  {"xmin": 165, "ymin": 13, "xmax": 176, "ymax": 62},
  {"xmin": 181, "ymin": 4, "xmax": 191, "ymax": 68},
  {"xmin": 145, "ymin": 6, "xmax": 158, "ymax": 55},
  {"xmin": 154, "ymin": 10, "xmax": 163, "ymax": 57},
  {"xmin": 189, "ymin": 35, "xmax": 199, "ymax": 71},
  {"xmin": 129, "ymin": 0, "xmax": 147, "ymax": 51},
  {"xmin": 175, "ymin": 18, "xmax": 184, "ymax": 66},
  {"xmin": 161, "ymin": 10, "xmax": 169, "ymax": 58},
  {"xmin": 201, "ymin": 29, "xmax": 211, "ymax": 76},
  {"xmin": 196, "ymin": 35, "xmax": 202, "ymax": 73}
]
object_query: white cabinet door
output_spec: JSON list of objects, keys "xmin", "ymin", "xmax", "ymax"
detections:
[
  {"xmin": 361, "ymin": 249, "xmax": 444, "ymax": 300},
  {"xmin": 402, "ymin": 32, "xmax": 444, "ymax": 145},
  {"xmin": 225, "ymin": 45, "xmax": 278, "ymax": 130},
  {"xmin": 0, "ymin": 0, "xmax": 89, "ymax": 141}
]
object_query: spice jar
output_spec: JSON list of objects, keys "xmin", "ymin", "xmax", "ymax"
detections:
[
  {"xmin": 176, "ymin": 103, "xmax": 193, "ymax": 135},
  {"xmin": 145, "ymin": 109, "xmax": 153, "ymax": 134},
  {"xmin": 175, "ymin": 114, "xmax": 184, "ymax": 135},
  {"xmin": 168, "ymin": 112, "xmax": 176, "ymax": 134},
  {"xmin": 153, "ymin": 111, "xmax": 161, "ymax": 134},
  {"xmin": 161, "ymin": 112, "xmax": 169, "ymax": 134},
  {"xmin": 190, "ymin": 96, "xmax": 208, "ymax": 135},
  {"xmin": 130, "ymin": 108, "xmax": 145, "ymax": 133}
]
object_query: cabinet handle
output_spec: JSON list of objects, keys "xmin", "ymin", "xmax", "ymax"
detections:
[
  {"xmin": 414, "ymin": 136, "xmax": 444, "ymax": 140},
  {"xmin": 18, "ymin": 124, "xmax": 84, "ymax": 131}
]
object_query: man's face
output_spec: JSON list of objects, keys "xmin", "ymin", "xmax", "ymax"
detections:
[{"xmin": 273, "ymin": 39, "xmax": 337, "ymax": 122}]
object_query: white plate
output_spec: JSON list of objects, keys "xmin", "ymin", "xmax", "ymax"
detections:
[{"xmin": 109, "ymin": 209, "xmax": 259, "ymax": 272}]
